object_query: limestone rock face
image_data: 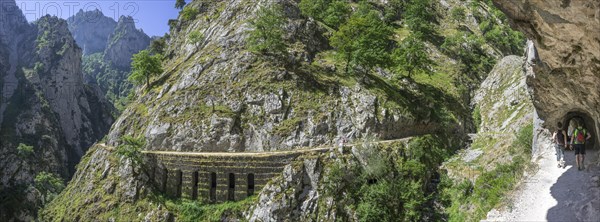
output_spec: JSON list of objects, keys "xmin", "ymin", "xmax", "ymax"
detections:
[
  {"xmin": 103, "ymin": 16, "xmax": 151, "ymax": 69},
  {"xmin": 67, "ymin": 10, "xmax": 118, "ymax": 55},
  {"xmin": 0, "ymin": 4, "xmax": 114, "ymax": 219},
  {"xmin": 491, "ymin": 0, "xmax": 600, "ymax": 144},
  {"xmin": 67, "ymin": 10, "xmax": 149, "ymax": 106},
  {"xmin": 248, "ymin": 158, "xmax": 322, "ymax": 221},
  {"xmin": 34, "ymin": 16, "xmax": 115, "ymax": 163},
  {"xmin": 106, "ymin": 0, "xmax": 441, "ymax": 152}
]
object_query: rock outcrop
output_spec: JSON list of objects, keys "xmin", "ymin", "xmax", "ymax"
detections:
[
  {"xmin": 67, "ymin": 10, "xmax": 118, "ymax": 55},
  {"xmin": 33, "ymin": 16, "xmax": 115, "ymax": 165},
  {"xmin": 103, "ymin": 16, "xmax": 151, "ymax": 69},
  {"xmin": 67, "ymin": 11, "xmax": 150, "ymax": 107},
  {"xmin": 491, "ymin": 0, "xmax": 600, "ymax": 148},
  {"xmin": 0, "ymin": 2, "xmax": 114, "ymax": 219}
]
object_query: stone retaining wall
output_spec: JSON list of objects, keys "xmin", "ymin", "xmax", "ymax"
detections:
[{"xmin": 143, "ymin": 151, "xmax": 324, "ymax": 202}]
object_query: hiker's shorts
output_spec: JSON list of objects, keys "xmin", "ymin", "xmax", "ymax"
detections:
[
  {"xmin": 574, "ymin": 144, "xmax": 586, "ymax": 155},
  {"xmin": 554, "ymin": 144, "xmax": 565, "ymax": 161}
]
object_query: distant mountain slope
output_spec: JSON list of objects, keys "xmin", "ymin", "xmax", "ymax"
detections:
[
  {"xmin": 67, "ymin": 10, "xmax": 117, "ymax": 55},
  {"xmin": 0, "ymin": 2, "xmax": 114, "ymax": 220},
  {"xmin": 67, "ymin": 10, "xmax": 151, "ymax": 110}
]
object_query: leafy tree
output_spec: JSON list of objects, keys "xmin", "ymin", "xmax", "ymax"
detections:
[
  {"xmin": 404, "ymin": 0, "xmax": 437, "ymax": 38},
  {"xmin": 248, "ymin": 4, "xmax": 287, "ymax": 56},
  {"xmin": 393, "ymin": 34, "xmax": 435, "ymax": 78},
  {"xmin": 322, "ymin": 0, "xmax": 351, "ymax": 28},
  {"xmin": 116, "ymin": 135, "xmax": 145, "ymax": 165},
  {"xmin": 188, "ymin": 30, "xmax": 204, "ymax": 50},
  {"xmin": 450, "ymin": 6, "xmax": 466, "ymax": 22},
  {"xmin": 330, "ymin": 4, "xmax": 393, "ymax": 74},
  {"xmin": 299, "ymin": 0, "xmax": 350, "ymax": 28},
  {"xmin": 479, "ymin": 20, "xmax": 525, "ymax": 55},
  {"xmin": 17, "ymin": 143, "xmax": 34, "ymax": 158},
  {"xmin": 129, "ymin": 50, "xmax": 163, "ymax": 89},
  {"xmin": 383, "ymin": 0, "xmax": 405, "ymax": 24},
  {"xmin": 175, "ymin": 0, "xmax": 186, "ymax": 10},
  {"xmin": 149, "ymin": 37, "xmax": 166, "ymax": 55},
  {"xmin": 181, "ymin": 6, "xmax": 199, "ymax": 21},
  {"xmin": 441, "ymin": 31, "xmax": 494, "ymax": 83},
  {"xmin": 35, "ymin": 171, "xmax": 65, "ymax": 204}
]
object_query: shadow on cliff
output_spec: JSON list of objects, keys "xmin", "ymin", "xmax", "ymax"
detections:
[{"xmin": 546, "ymin": 149, "xmax": 600, "ymax": 222}]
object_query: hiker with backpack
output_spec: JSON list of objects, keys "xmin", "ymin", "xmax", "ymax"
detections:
[
  {"xmin": 570, "ymin": 121, "xmax": 591, "ymax": 170},
  {"xmin": 552, "ymin": 122, "xmax": 567, "ymax": 168}
]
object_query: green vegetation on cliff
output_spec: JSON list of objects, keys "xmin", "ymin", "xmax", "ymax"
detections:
[
  {"xmin": 82, "ymin": 53, "xmax": 132, "ymax": 111},
  {"xmin": 40, "ymin": 0, "xmax": 530, "ymax": 221},
  {"xmin": 319, "ymin": 135, "xmax": 458, "ymax": 221}
]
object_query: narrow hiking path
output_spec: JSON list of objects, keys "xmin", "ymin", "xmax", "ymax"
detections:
[
  {"xmin": 102, "ymin": 137, "xmax": 413, "ymax": 157},
  {"xmin": 486, "ymin": 143, "xmax": 600, "ymax": 222}
]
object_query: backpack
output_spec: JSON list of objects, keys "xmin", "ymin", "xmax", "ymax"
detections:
[
  {"xmin": 556, "ymin": 130, "xmax": 565, "ymax": 145},
  {"xmin": 574, "ymin": 128, "xmax": 586, "ymax": 143}
]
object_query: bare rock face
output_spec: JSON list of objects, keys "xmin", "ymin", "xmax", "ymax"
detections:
[
  {"xmin": 67, "ymin": 9, "xmax": 118, "ymax": 55},
  {"xmin": 34, "ymin": 16, "xmax": 115, "ymax": 163},
  {"xmin": 491, "ymin": 0, "xmax": 600, "ymax": 146},
  {"xmin": 0, "ymin": 8, "xmax": 114, "ymax": 219},
  {"xmin": 103, "ymin": 16, "xmax": 151, "ymax": 69}
]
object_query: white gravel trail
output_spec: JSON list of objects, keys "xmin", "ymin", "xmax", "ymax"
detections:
[{"xmin": 485, "ymin": 143, "xmax": 600, "ymax": 222}]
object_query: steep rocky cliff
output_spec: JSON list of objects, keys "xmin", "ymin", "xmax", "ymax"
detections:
[
  {"xmin": 67, "ymin": 10, "xmax": 117, "ymax": 55},
  {"xmin": 105, "ymin": 0, "xmax": 465, "ymax": 152},
  {"xmin": 41, "ymin": 0, "xmax": 530, "ymax": 220},
  {"xmin": 68, "ymin": 11, "xmax": 150, "ymax": 109},
  {"xmin": 491, "ymin": 0, "xmax": 600, "ymax": 148},
  {"xmin": 104, "ymin": 16, "xmax": 152, "ymax": 69},
  {"xmin": 0, "ymin": 2, "xmax": 114, "ymax": 219}
]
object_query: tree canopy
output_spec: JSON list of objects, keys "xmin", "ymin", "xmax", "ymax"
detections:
[
  {"xmin": 404, "ymin": 0, "xmax": 437, "ymax": 38},
  {"xmin": 129, "ymin": 50, "xmax": 163, "ymax": 89},
  {"xmin": 329, "ymin": 3, "xmax": 393, "ymax": 74},
  {"xmin": 188, "ymin": 31, "xmax": 204, "ymax": 50},
  {"xmin": 175, "ymin": 0, "xmax": 186, "ymax": 10},
  {"xmin": 247, "ymin": 4, "xmax": 287, "ymax": 56},
  {"xmin": 299, "ymin": 0, "xmax": 350, "ymax": 28},
  {"xmin": 393, "ymin": 34, "xmax": 435, "ymax": 78}
]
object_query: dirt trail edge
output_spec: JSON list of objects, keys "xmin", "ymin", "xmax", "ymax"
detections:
[{"xmin": 485, "ymin": 142, "xmax": 600, "ymax": 222}]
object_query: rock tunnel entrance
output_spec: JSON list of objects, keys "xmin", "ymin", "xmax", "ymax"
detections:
[{"xmin": 561, "ymin": 111, "xmax": 597, "ymax": 150}]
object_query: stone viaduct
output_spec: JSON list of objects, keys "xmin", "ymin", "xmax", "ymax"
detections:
[{"xmin": 143, "ymin": 148, "xmax": 330, "ymax": 203}]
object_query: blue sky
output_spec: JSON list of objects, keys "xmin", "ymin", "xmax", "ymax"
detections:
[{"xmin": 15, "ymin": 0, "xmax": 180, "ymax": 36}]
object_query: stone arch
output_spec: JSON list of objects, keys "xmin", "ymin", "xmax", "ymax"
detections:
[
  {"xmin": 247, "ymin": 173, "xmax": 255, "ymax": 197},
  {"xmin": 228, "ymin": 173, "xmax": 235, "ymax": 201},
  {"xmin": 210, "ymin": 172, "xmax": 217, "ymax": 202},
  {"xmin": 560, "ymin": 110, "xmax": 597, "ymax": 150},
  {"xmin": 176, "ymin": 170, "xmax": 183, "ymax": 198},
  {"xmin": 192, "ymin": 171, "xmax": 199, "ymax": 200},
  {"xmin": 162, "ymin": 168, "xmax": 168, "ymax": 193}
]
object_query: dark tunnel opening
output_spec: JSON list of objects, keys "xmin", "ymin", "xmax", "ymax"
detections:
[{"xmin": 560, "ymin": 111, "xmax": 597, "ymax": 150}]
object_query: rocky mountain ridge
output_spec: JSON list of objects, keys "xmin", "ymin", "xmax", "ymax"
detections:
[
  {"xmin": 0, "ymin": 1, "xmax": 114, "ymax": 220},
  {"xmin": 68, "ymin": 10, "xmax": 151, "ymax": 109}
]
